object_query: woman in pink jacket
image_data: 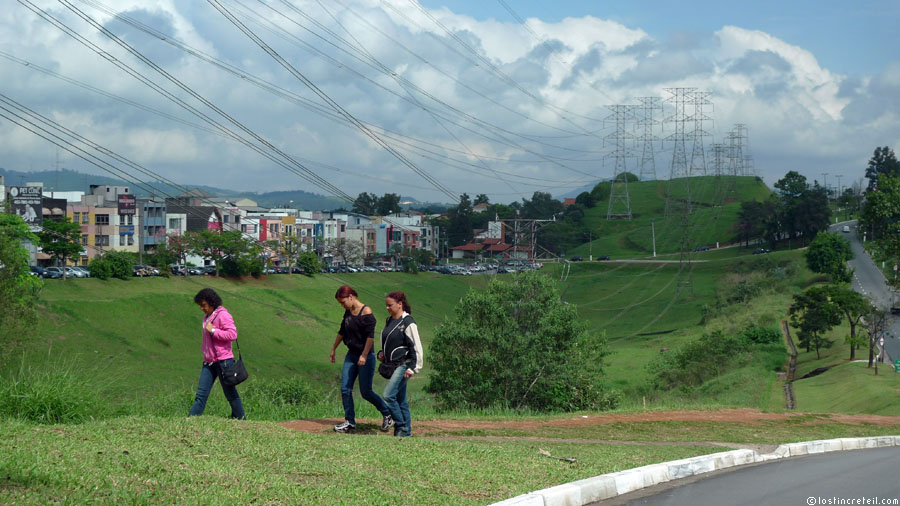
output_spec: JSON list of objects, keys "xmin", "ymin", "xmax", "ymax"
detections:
[{"xmin": 189, "ymin": 288, "xmax": 245, "ymax": 419}]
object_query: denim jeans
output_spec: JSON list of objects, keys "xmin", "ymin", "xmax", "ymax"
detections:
[
  {"xmin": 189, "ymin": 359, "xmax": 245, "ymax": 419},
  {"xmin": 341, "ymin": 351, "xmax": 390, "ymax": 425},
  {"xmin": 383, "ymin": 364, "xmax": 411, "ymax": 437}
]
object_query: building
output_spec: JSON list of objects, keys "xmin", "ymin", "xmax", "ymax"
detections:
[{"xmin": 139, "ymin": 198, "xmax": 166, "ymax": 253}]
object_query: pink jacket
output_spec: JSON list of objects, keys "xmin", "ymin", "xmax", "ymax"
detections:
[{"xmin": 202, "ymin": 306, "xmax": 238, "ymax": 363}]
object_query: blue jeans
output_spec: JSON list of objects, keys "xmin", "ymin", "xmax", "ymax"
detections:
[
  {"xmin": 341, "ymin": 351, "xmax": 390, "ymax": 425},
  {"xmin": 189, "ymin": 359, "xmax": 245, "ymax": 419},
  {"xmin": 383, "ymin": 364, "xmax": 411, "ymax": 437}
]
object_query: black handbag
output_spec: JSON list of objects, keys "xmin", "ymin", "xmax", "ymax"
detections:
[
  {"xmin": 220, "ymin": 347, "xmax": 249, "ymax": 386},
  {"xmin": 378, "ymin": 361, "xmax": 399, "ymax": 380},
  {"xmin": 210, "ymin": 315, "xmax": 249, "ymax": 386}
]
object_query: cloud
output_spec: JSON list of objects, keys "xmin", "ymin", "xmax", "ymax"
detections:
[{"xmin": 0, "ymin": 1, "xmax": 897, "ymax": 202}]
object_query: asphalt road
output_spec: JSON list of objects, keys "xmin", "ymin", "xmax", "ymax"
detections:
[
  {"xmin": 611, "ymin": 446, "xmax": 900, "ymax": 506},
  {"xmin": 833, "ymin": 220, "xmax": 899, "ymax": 363}
]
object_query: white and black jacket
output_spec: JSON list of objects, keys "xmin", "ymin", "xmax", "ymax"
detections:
[{"xmin": 380, "ymin": 312, "xmax": 424, "ymax": 374}]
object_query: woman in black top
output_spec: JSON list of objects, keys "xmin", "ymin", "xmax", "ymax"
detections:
[{"xmin": 330, "ymin": 285, "xmax": 393, "ymax": 434}]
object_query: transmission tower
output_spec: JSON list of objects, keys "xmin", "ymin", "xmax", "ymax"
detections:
[
  {"xmin": 688, "ymin": 91, "xmax": 713, "ymax": 177},
  {"xmin": 728, "ymin": 124, "xmax": 748, "ymax": 176},
  {"xmin": 664, "ymin": 87, "xmax": 695, "ymax": 217},
  {"xmin": 663, "ymin": 88, "xmax": 698, "ymax": 295},
  {"xmin": 605, "ymin": 104, "xmax": 636, "ymax": 220},
  {"xmin": 636, "ymin": 97, "xmax": 663, "ymax": 181},
  {"xmin": 501, "ymin": 217, "xmax": 557, "ymax": 265}
]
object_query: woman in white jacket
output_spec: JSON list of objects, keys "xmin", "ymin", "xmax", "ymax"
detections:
[{"xmin": 378, "ymin": 290, "xmax": 423, "ymax": 437}]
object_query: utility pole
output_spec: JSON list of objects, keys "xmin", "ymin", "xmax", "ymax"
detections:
[
  {"xmin": 651, "ymin": 220, "xmax": 656, "ymax": 258},
  {"xmin": 821, "ymin": 172, "xmax": 829, "ymax": 199},
  {"xmin": 605, "ymin": 104, "xmax": 636, "ymax": 220}
]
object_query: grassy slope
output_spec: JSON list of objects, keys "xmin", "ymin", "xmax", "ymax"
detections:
[{"xmin": 574, "ymin": 176, "xmax": 770, "ymax": 258}]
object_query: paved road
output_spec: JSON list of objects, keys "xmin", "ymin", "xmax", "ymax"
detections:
[
  {"xmin": 832, "ymin": 220, "xmax": 899, "ymax": 363},
  {"xmin": 611, "ymin": 446, "xmax": 900, "ymax": 506}
]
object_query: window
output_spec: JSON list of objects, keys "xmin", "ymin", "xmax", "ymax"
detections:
[
  {"xmin": 127, "ymin": 215, "xmax": 133, "ymax": 225},
  {"xmin": 118, "ymin": 235, "xmax": 125, "ymax": 247},
  {"xmin": 73, "ymin": 212, "xmax": 80, "ymax": 223},
  {"xmin": 82, "ymin": 213, "xmax": 89, "ymax": 224},
  {"xmin": 127, "ymin": 235, "xmax": 134, "ymax": 246},
  {"xmin": 341, "ymin": 224, "xmax": 345, "ymax": 232},
  {"xmin": 234, "ymin": 216, "xmax": 241, "ymax": 224},
  {"xmin": 223, "ymin": 215, "xmax": 230, "ymax": 223},
  {"xmin": 95, "ymin": 214, "xmax": 109, "ymax": 225},
  {"xmin": 120, "ymin": 214, "xmax": 126, "ymax": 225},
  {"xmin": 81, "ymin": 235, "xmax": 88, "ymax": 245},
  {"xmin": 95, "ymin": 235, "xmax": 109, "ymax": 246},
  {"xmin": 169, "ymin": 218, "xmax": 181, "ymax": 230}
]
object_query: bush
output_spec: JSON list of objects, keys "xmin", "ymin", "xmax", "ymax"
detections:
[
  {"xmin": 89, "ymin": 256, "xmax": 113, "ymax": 279},
  {"xmin": 649, "ymin": 330, "xmax": 750, "ymax": 391},
  {"xmin": 740, "ymin": 326, "xmax": 782, "ymax": 345},
  {"xmin": 426, "ymin": 271, "xmax": 618, "ymax": 412}
]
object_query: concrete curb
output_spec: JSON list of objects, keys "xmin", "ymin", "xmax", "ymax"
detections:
[{"xmin": 490, "ymin": 436, "xmax": 900, "ymax": 506}]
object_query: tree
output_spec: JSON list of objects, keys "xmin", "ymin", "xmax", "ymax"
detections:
[
  {"xmin": 789, "ymin": 286, "xmax": 842, "ymax": 359},
  {"xmin": 575, "ymin": 191, "xmax": 596, "ymax": 209},
  {"xmin": 473, "ymin": 194, "xmax": 490, "ymax": 206},
  {"xmin": 352, "ymin": 192, "xmax": 379, "ymax": 215},
  {"xmin": 166, "ymin": 233, "xmax": 191, "ymax": 272},
  {"xmin": 774, "ymin": 170, "xmax": 808, "ymax": 198},
  {"xmin": 0, "ymin": 213, "xmax": 42, "ymax": 351},
  {"xmin": 281, "ymin": 236, "xmax": 303, "ymax": 273},
  {"xmin": 805, "ymin": 232, "xmax": 854, "ymax": 282},
  {"xmin": 865, "ymin": 146, "xmax": 900, "ymax": 190},
  {"xmin": 37, "ymin": 217, "xmax": 84, "ymax": 280},
  {"xmin": 864, "ymin": 306, "xmax": 889, "ymax": 373},
  {"xmin": 824, "ymin": 285, "xmax": 872, "ymax": 360},
  {"xmin": 446, "ymin": 193, "xmax": 473, "ymax": 247},
  {"xmin": 297, "ymin": 251, "xmax": 321, "ymax": 276},
  {"xmin": 521, "ymin": 191, "xmax": 563, "ymax": 220},
  {"xmin": 426, "ymin": 271, "xmax": 617, "ymax": 411},
  {"xmin": 377, "ymin": 193, "xmax": 402, "ymax": 216},
  {"xmin": 325, "ymin": 238, "xmax": 364, "ymax": 265}
]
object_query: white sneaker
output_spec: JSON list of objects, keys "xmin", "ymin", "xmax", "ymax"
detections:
[{"xmin": 333, "ymin": 421, "xmax": 356, "ymax": 433}]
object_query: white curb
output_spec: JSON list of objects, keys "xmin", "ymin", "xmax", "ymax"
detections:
[{"xmin": 490, "ymin": 436, "xmax": 900, "ymax": 505}]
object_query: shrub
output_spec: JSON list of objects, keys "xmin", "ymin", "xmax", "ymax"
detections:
[
  {"xmin": 740, "ymin": 326, "xmax": 782, "ymax": 345},
  {"xmin": 649, "ymin": 330, "xmax": 750, "ymax": 391},
  {"xmin": 426, "ymin": 271, "xmax": 617, "ymax": 412}
]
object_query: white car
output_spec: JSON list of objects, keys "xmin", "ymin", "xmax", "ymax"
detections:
[{"xmin": 842, "ymin": 225, "xmax": 850, "ymax": 233}]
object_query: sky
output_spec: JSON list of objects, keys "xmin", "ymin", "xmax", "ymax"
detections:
[{"xmin": 1, "ymin": 0, "xmax": 898, "ymax": 205}]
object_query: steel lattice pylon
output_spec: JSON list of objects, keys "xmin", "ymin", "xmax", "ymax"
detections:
[
  {"xmin": 605, "ymin": 104, "xmax": 636, "ymax": 220},
  {"xmin": 636, "ymin": 97, "xmax": 663, "ymax": 181}
]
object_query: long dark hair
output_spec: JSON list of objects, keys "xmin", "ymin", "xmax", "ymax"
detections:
[
  {"xmin": 386, "ymin": 290, "xmax": 411, "ymax": 314},
  {"xmin": 194, "ymin": 288, "xmax": 222, "ymax": 308},
  {"xmin": 335, "ymin": 285, "xmax": 358, "ymax": 300}
]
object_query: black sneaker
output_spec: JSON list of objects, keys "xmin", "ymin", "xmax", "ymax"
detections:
[
  {"xmin": 380, "ymin": 415, "xmax": 394, "ymax": 432},
  {"xmin": 334, "ymin": 421, "xmax": 356, "ymax": 433}
]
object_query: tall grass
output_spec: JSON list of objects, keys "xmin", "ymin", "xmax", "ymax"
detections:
[{"xmin": 0, "ymin": 357, "xmax": 101, "ymax": 424}]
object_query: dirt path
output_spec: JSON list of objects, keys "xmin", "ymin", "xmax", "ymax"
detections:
[{"xmin": 280, "ymin": 408, "xmax": 900, "ymax": 438}]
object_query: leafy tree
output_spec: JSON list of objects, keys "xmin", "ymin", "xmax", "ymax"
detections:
[
  {"xmin": 789, "ymin": 286, "xmax": 842, "ymax": 359},
  {"xmin": 574, "ymin": 191, "xmax": 596, "ymax": 209},
  {"xmin": 297, "ymin": 251, "xmax": 320, "ymax": 276},
  {"xmin": 865, "ymin": 146, "xmax": 900, "ymax": 190},
  {"xmin": 650, "ymin": 330, "xmax": 750, "ymax": 390},
  {"xmin": 446, "ymin": 193, "xmax": 473, "ymax": 247},
  {"xmin": 280, "ymin": 236, "xmax": 304, "ymax": 273},
  {"xmin": 426, "ymin": 272, "xmax": 618, "ymax": 411},
  {"xmin": 37, "ymin": 217, "xmax": 83, "ymax": 279},
  {"xmin": 352, "ymin": 192, "xmax": 379, "ymax": 215},
  {"xmin": 774, "ymin": 170, "xmax": 808, "ymax": 198},
  {"xmin": 325, "ymin": 238, "xmax": 364, "ymax": 265},
  {"xmin": 376, "ymin": 193, "xmax": 402, "ymax": 216},
  {"xmin": 860, "ymin": 175, "xmax": 900, "ymax": 242},
  {"xmin": 166, "ymin": 233, "xmax": 191, "ymax": 272},
  {"xmin": 864, "ymin": 306, "xmax": 889, "ymax": 372},
  {"xmin": 805, "ymin": 232, "xmax": 854, "ymax": 282},
  {"xmin": 823, "ymin": 285, "xmax": 871, "ymax": 360},
  {"xmin": 591, "ymin": 182, "xmax": 611, "ymax": 203},
  {"xmin": 473, "ymin": 194, "xmax": 490, "ymax": 206},
  {"xmin": 0, "ymin": 213, "xmax": 42, "ymax": 350},
  {"xmin": 521, "ymin": 191, "xmax": 563, "ymax": 220}
]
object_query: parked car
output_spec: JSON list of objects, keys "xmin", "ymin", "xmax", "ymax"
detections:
[
  {"xmin": 65, "ymin": 266, "xmax": 87, "ymax": 278},
  {"xmin": 595, "ymin": 255, "xmax": 611, "ymax": 261},
  {"xmin": 693, "ymin": 245, "xmax": 710, "ymax": 252},
  {"xmin": 570, "ymin": 256, "xmax": 583, "ymax": 262},
  {"xmin": 187, "ymin": 266, "xmax": 203, "ymax": 276},
  {"xmin": 29, "ymin": 265, "xmax": 46, "ymax": 278},
  {"xmin": 752, "ymin": 248, "xmax": 771, "ymax": 255},
  {"xmin": 44, "ymin": 267, "xmax": 64, "ymax": 279},
  {"xmin": 72, "ymin": 266, "xmax": 91, "ymax": 277},
  {"xmin": 842, "ymin": 225, "xmax": 851, "ymax": 233},
  {"xmin": 133, "ymin": 265, "xmax": 151, "ymax": 277}
]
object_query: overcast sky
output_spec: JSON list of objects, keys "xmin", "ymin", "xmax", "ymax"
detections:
[{"xmin": 1, "ymin": 0, "xmax": 898, "ymax": 204}]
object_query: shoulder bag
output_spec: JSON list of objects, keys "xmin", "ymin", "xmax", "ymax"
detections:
[{"xmin": 210, "ymin": 316, "xmax": 249, "ymax": 386}]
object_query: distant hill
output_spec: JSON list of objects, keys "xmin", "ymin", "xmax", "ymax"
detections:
[{"xmin": 0, "ymin": 167, "xmax": 345, "ymax": 210}]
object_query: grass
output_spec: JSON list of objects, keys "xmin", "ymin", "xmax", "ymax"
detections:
[
  {"xmin": 793, "ymin": 361, "xmax": 900, "ymax": 415},
  {"xmin": 0, "ymin": 416, "xmax": 719, "ymax": 505}
]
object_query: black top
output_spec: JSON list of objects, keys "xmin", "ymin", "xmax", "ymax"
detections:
[
  {"xmin": 338, "ymin": 305, "xmax": 376, "ymax": 355},
  {"xmin": 381, "ymin": 314, "xmax": 417, "ymax": 368}
]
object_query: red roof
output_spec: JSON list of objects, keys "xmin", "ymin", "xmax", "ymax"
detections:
[
  {"xmin": 563, "ymin": 198, "xmax": 577, "ymax": 206},
  {"xmin": 450, "ymin": 243, "xmax": 480, "ymax": 251},
  {"xmin": 481, "ymin": 238, "xmax": 501, "ymax": 245},
  {"xmin": 486, "ymin": 243, "xmax": 511, "ymax": 252}
]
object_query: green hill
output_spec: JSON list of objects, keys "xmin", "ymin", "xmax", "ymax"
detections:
[{"xmin": 573, "ymin": 176, "xmax": 770, "ymax": 258}]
